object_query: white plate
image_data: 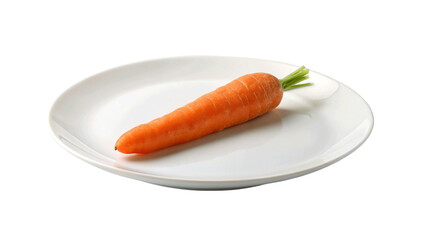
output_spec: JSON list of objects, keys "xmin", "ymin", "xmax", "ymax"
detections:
[{"xmin": 49, "ymin": 56, "xmax": 373, "ymax": 190}]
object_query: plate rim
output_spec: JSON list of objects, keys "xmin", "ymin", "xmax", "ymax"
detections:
[{"xmin": 49, "ymin": 55, "xmax": 374, "ymax": 185}]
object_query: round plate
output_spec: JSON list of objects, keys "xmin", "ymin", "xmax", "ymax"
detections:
[{"xmin": 49, "ymin": 56, "xmax": 374, "ymax": 190}]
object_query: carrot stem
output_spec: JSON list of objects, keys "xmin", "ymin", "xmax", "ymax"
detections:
[{"xmin": 280, "ymin": 66, "xmax": 312, "ymax": 91}]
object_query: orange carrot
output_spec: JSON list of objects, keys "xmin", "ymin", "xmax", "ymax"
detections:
[{"xmin": 115, "ymin": 66, "xmax": 311, "ymax": 154}]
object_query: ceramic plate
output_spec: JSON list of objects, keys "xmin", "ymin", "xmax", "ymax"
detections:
[{"xmin": 49, "ymin": 56, "xmax": 373, "ymax": 190}]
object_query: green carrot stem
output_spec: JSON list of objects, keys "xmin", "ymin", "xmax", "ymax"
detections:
[
  {"xmin": 284, "ymin": 82, "xmax": 313, "ymax": 90},
  {"xmin": 279, "ymin": 66, "xmax": 312, "ymax": 91}
]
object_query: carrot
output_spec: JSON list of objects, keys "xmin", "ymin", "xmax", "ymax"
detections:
[{"xmin": 115, "ymin": 66, "xmax": 311, "ymax": 154}]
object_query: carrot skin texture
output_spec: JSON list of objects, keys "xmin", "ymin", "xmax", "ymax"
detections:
[{"xmin": 115, "ymin": 73, "xmax": 283, "ymax": 154}]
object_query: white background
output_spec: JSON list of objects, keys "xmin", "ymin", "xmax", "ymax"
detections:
[{"xmin": 1, "ymin": 0, "xmax": 425, "ymax": 239}]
